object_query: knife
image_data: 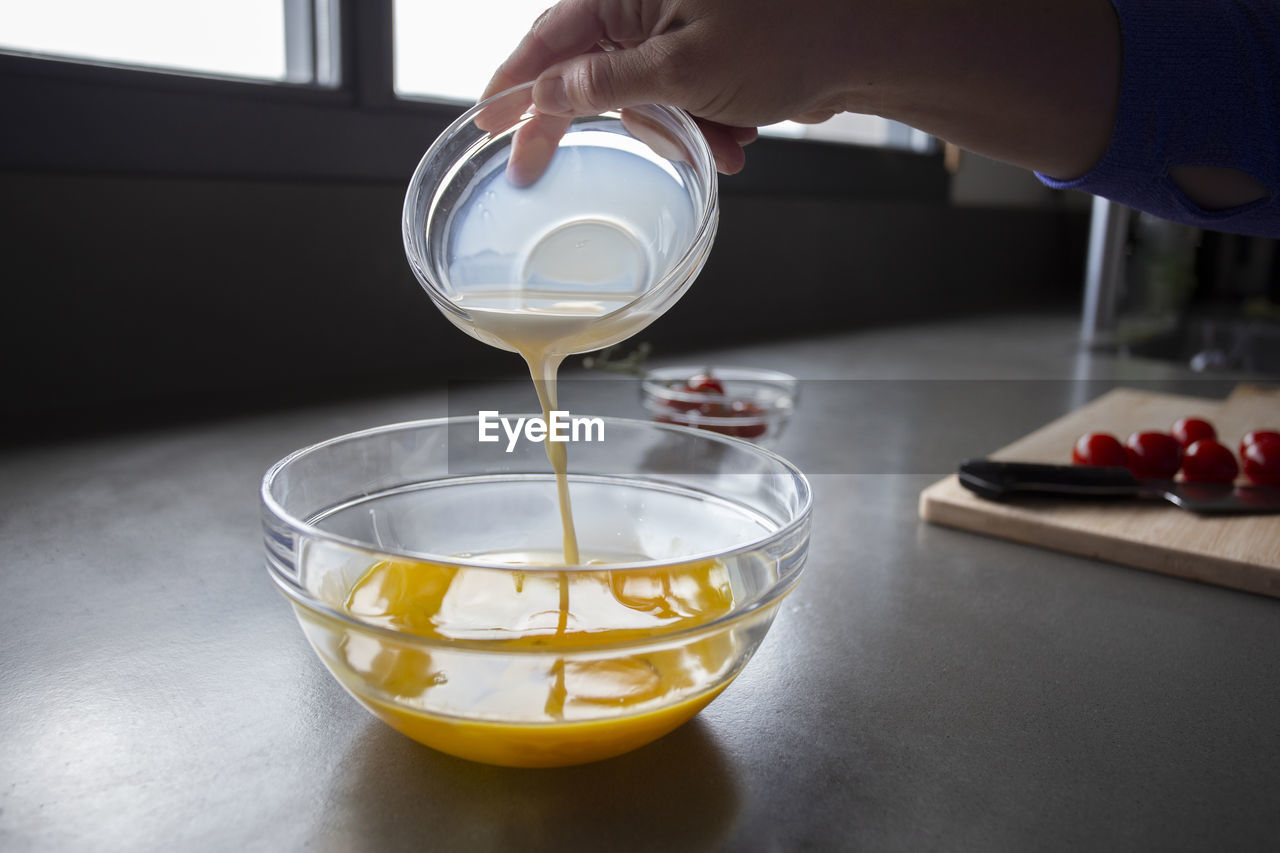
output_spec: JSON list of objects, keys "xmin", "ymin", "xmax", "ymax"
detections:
[{"xmin": 958, "ymin": 459, "xmax": 1280, "ymax": 515}]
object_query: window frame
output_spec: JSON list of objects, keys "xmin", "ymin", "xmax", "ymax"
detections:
[{"xmin": 0, "ymin": 0, "xmax": 947, "ymax": 200}]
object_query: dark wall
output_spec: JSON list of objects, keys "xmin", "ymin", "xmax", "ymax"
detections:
[{"xmin": 1, "ymin": 169, "xmax": 1086, "ymax": 437}]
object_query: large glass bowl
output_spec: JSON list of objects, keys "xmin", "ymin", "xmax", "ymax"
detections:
[
  {"xmin": 401, "ymin": 82, "xmax": 719, "ymax": 355},
  {"xmin": 262, "ymin": 417, "xmax": 811, "ymax": 767}
]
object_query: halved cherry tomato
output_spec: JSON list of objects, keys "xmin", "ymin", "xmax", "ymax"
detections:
[
  {"xmin": 1241, "ymin": 436, "xmax": 1280, "ymax": 487},
  {"xmin": 1171, "ymin": 416, "xmax": 1216, "ymax": 448},
  {"xmin": 661, "ymin": 372, "xmax": 727, "ymax": 413},
  {"xmin": 1125, "ymin": 431, "xmax": 1182, "ymax": 479},
  {"xmin": 652, "ymin": 371, "xmax": 773, "ymax": 442},
  {"xmin": 1180, "ymin": 439, "xmax": 1239, "ymax": 483},
  {"xmin": 1071, "ymin": 432, "xmax": 1128, "ymax": 467},
  {"xmin": 685, "ymin": 373, "xmax": 726, "ymax": 396}
]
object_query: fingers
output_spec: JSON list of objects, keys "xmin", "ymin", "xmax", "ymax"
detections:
[
  {"xmin": 481, "ymin": 0, "xmax": 622, "ymax": 101},
  {"xmin": 484, "ymin": 0, "xmax": 681, "ymax": 118},
  {"xmin": 506, "ymin": 111, "xmax": 574, "ymax": 187},
  {"xmin": 478, "ymin": 0, "xmax": 759, "ymax": 178},
  {"xmin": 619, "ymin": 108, "xmax": 689, "ymax": 163},
  {"xmin": 507, "ymin": 113, "xmax": 755, "ymax": 189},
  {"xmin": 790, "ymin": 108, "xmax": 837, "ymax": 124},
  {"xmin": 533, "ymin": 36, "xmax": 680, "ymax": 116},
  {"xmin": 692, "ymin": 117, "xmax": 753, "ymax": 175},
  {"xmin": 473, "ymin": 85, "xmax": 534, "ymax": 134},
  {"xmin": 726, "ymin": 124, "xmax": 759, "ymax": 145}
]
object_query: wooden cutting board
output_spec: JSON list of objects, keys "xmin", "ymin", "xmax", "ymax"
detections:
[{"xmin": 919, "ymin": 383, "xmax": 1280, "ymax": 598}]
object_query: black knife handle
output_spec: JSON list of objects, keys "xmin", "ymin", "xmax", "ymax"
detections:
[{"xmin": 958, "ymin": 459, "xmax": 1142, "ymax": 501}]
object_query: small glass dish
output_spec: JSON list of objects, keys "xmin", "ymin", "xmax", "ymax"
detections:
[
  {"xmin": 641, "ymin": 366, "xmax": 799, "ymax": 446},
  {"xmin": 402, "ymin": 82, "xmax": 719, "ymax": 355},
  {"xmin": 262, "ymin": 417, "xmax": 811, "ymax": 767}
]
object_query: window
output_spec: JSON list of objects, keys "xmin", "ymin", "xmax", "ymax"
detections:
[
  {"xmin": 393, "ymin": 0, "xmax": 543, "ymax": 103},
  {"xmin": 0, "ymin": 0, "xmax": 942, "ymax": 190},
  {"xmin": 764, "ymin": 115, "xmax": 934, "ymax": 153},
  {"xmin": 0, "ymin": 0, "xmax": 338, "ymax": 85}
]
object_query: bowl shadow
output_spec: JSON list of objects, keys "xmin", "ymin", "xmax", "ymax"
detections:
[{"xmin": 317, "ymin": 713, "xmax": 742, "ymax": 851}]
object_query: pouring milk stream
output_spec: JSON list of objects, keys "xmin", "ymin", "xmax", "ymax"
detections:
[{"xmin": 410, "ymin": 104, "xmax": 715, "ymax": 565}]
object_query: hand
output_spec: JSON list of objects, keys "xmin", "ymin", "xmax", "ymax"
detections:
[
  {"xmin": 480, "ymin": 0, "xmax": 863, "ymax": 175},
  {"xmin": 481, "ymin": 0, "xmax": 1121, "ymax": 184}
]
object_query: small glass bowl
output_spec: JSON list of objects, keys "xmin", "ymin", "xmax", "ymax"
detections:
[
  {"xmin": 262, "ymin": 417, "xmax": 810, "ymax": 767},
  {"xmin": 402, "ymin": 82, "xmax": 719, "ymax": 356},
  {"xmin": 641, "ymin": 367, "xmax": 799, "ymax": 446}
]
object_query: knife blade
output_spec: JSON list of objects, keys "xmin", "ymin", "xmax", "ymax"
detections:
[{"xmin": 957, "ymin": 459, "xmax": 1280, "ymax": 515}]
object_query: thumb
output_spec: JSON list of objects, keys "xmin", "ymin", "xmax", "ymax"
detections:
[{"xmin": 533, "ymin": 41, "xmax": 676, "ymax": 116}]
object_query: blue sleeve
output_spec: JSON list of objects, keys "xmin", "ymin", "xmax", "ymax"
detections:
[{"xmin": 1037, "ymin": 0, "xmax": 1280, "ymax": 237}]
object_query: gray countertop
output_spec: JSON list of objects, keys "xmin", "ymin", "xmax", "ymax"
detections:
[{"xmin": 3, "ymin": 314, "xmax": 1278, "ymax": 852}]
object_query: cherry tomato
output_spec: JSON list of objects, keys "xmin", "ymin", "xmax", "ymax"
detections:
[
  {"xmin": 1180, "ymin": 439, "xmax": 1239, "ymax": 483},
  {"xmin": 1125, "ymin": 431, "xmax": 1182, "ymax": 479},
  {"xmin": 685, "ymin": 372, "xmax": 726, "ymax": 396},
  {"xmin": 1241, "ymin": 436, "xmax": 1280, "ymax": 487},
  {"xmin": 661, "ymin": 372, "xmax": 727, "ymax": 413},
  {"xmin": 1071, "ymin": 432, "xmax": 1127, "ymax": 467},
  {"xmin": 1171, "ymin": 416, "xmax": 1216, "ymax": 448},
  {"xmin": 1240, "ymin": 429, "xmax": 1280, "ymax": 457}
]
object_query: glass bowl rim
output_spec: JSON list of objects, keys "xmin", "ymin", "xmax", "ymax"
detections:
[
  {"xmin": 641, "ymin": 366, "xmax": 799, "ymax": 422},
  {"xmin": 261, "ymin": 415, "xmax": 812, "ymax": 653}
]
